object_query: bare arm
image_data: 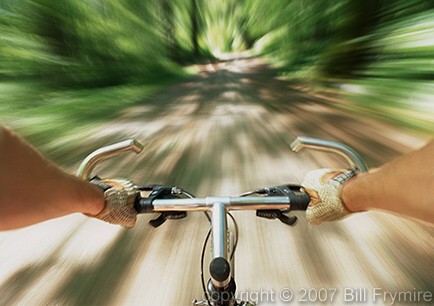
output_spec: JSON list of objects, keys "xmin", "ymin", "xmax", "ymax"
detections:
[
  {"xmin": 342, "ymin": 141, "xmax": 434, "ymax": 224},
  {"xmin": 0, "ymin": 125, "xmax": 104, "ymax": 230}
]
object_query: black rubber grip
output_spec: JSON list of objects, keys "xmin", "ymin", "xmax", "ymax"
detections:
[
  {"xmin": 134, "ymin": 197, "xmax": 154, "ymax": 213},
  {"xmin": 134, "ymin": 186, "xmax": 178, "ymax": 214},
  {"xmin": 287, "ymin": 189, "xmax": 311, "ymax": 211},
  {"xmin": 269, "ymin": 184, "xmax": 311, "ymax": 211}
]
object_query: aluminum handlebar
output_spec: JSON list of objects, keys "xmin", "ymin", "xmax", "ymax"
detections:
[
  {"xmin": 76, "ymin": 139, "xmax": 143, "ymax": 179},
  {"xmin": 290, "ymin": 136, "xmax": 368, "ymax": 172}
]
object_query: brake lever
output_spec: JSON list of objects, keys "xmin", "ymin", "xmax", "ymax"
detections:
[
  {"xmin": 149, "ymin": 211, "xmax": 188, "ymax": 228},
  {"xmin": 134, "ymin": 185, "xmax": 188, "ymax": 227},
  {"xmin": 256, "ymin": 210, "xmax": 298, "ymax": 226},
  {"xmin": 254, "ymin": 183, "xmax": 307, "ymax": 226}
]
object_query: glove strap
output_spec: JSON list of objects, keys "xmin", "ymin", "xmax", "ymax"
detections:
[{"xmin": 331, "ymin": 170, "xmax": 356, "ymax": 185}]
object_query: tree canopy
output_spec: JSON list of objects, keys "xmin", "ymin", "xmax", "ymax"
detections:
[{"xmin": 1, "ymin": 0, "xmax": 433, "ymax": 138}]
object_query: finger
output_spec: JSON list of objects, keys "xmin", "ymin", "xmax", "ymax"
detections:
[{"xmin": 303, "ymin": 187, "xmax": 320, "ymax": 206}]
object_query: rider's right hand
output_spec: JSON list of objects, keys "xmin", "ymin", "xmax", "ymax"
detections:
[
  {"xmin": 301, "ymin": 169, "xmax": 357, "ymax": 225},
  {"xmin": 88, "ymin": 178, "xmax": 139, "ymax": 228}
]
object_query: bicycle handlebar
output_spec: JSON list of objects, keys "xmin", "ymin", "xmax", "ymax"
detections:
[
  {"xmin": 77, "ymin": 136, "xmax": 367, "ymax": 181},
  {"xmin": 77, "ymin": 136, "xmax": 368, "ymax": 306},
  {"xmin": 135, "ymin": 193, "xmax": 309, "ymax": 214},
  {"xmin": 76, "ymin": 139, "xmax": 143, "ymax": 180},
  {"xmin": 291, "ymin": 136, "xmax": 368, "ymax": 172},
  {"xmin": 76, "ymin": 135, "xmax": 367, "ymax": 219}
]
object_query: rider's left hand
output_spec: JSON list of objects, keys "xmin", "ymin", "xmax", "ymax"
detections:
[{"xmin": 88, "ymin": 178, "xmax": 139, "ymax": 228}]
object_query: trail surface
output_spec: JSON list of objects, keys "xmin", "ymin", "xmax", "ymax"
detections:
[{"xmin": 1, "ymin": 56, "xmax": 433, "ymax": 306}]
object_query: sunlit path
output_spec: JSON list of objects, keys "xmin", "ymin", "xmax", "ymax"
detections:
[{"xmin": 1, "ymin": 57, "xmax": 433, "ymax": 306}]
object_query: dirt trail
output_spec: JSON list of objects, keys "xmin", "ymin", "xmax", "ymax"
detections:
[{"xmin": 1, "ymin": 56, "xmax": 433, "ymax": 306}]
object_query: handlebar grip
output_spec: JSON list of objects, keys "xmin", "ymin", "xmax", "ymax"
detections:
[
  {"xmin": 288, "ymin": 189, "xmax": 310, "ymax": 210},
  {"xmin": 265, "ymin": 185, "xmax": 311, "ymax": 210}
]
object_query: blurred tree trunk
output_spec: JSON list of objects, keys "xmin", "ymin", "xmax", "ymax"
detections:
[
  {"xmin": 191, "ymin": 0, "xmax": 199, "ymax": 57},
  {"xmin": 239, "ymin": 16, "xmax": 255, "ymax": 49},
  {"xmin": 321, "ymin": 0, "xmax": 384, "ymax": 78},
  {"xmin": 161, "ymin": 0, "xmax": 178, "ymax": 61},
  {"xmin": 32, "ymin": 1, "xmax": 71, "ymax": 58}
]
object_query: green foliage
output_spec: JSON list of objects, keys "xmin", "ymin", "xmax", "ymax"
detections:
[
  {"xmin": 242, "ymin": 0, "xmax": 434, "ymax": 131},
  {"xmin": 0, "ymin": 0, "xmax": 200, "ymax": 152},
  {"xmin": 1, "ymin": 0, "xmax": 433, "ymax": 143},
  {"xmin": 2, "ymin": 0, "xmax": 432, "ymax": 86},
  {"xmin": 0, "ymin": 0, "xmax": 208, "ymax": 87},
  {"xmin": 238, "ymin": 0, "xmax": 432, "ymax": 82}
]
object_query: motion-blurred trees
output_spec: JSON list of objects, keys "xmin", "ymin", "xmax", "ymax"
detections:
[
  {"xmin": 242, "ymin": 0, "xmax": 434, "ymax": 82},
  {"xmin": 1, "ymin": 0, "xmax": 433, "ymax": 132},
  {"xmin": 3, "ymin": 0, "xmax": 431, "ymax": 85},
  {"xmin": 236, "ymin": 0, "xmax": 433, "ymax": 131},
  {"xmin": 0, "ymin": 0, "xmax": 212, "ymax": 87}
]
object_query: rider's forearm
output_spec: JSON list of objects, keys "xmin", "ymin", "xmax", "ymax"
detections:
[
  {"xmin": 341, "ymin": 141, "xmax": 434, "ymax": 224},
  {"xmin": 0, "ymin": 125, "xmax": 104, "ymax": 230}
]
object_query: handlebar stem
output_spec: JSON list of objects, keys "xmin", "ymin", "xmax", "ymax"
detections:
[{"xmin": 211, "ymin": 203, "xmax": 231, "ymax": 288}]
